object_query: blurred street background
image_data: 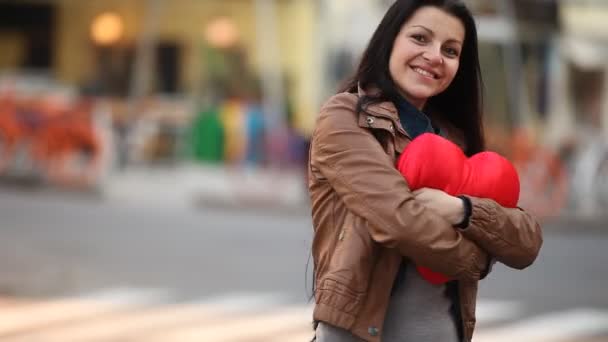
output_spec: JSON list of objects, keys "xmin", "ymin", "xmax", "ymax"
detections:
[{"xmin": 0, "ymin": 0, "xmax": 607, "ymax": 341}]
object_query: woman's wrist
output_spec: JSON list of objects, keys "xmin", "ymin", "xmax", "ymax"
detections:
[{"xmin": 454, "ymin": 195, "xmax": 472, "ymax": 229}]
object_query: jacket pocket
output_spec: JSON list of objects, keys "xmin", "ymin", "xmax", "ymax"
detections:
[{"xmin": 327, "ymin": 212, "xmax": 377, "ymax": 294}]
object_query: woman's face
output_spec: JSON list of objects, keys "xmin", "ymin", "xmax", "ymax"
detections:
[{"xmin": 389, "ymin": 6, "xmax": 465, "ymax": 109}]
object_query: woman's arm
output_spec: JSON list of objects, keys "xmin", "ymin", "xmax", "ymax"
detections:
[
  {"xmin": 310, "ymin": 94, "xmax": 488, "ymax": 281},
  {"xmin": 412, "ymin": 188, "xmax": 542, "ymax": 271},
  {"xmin": 457, "ymin": 197, "xmax": 543, "ymax": 269}
]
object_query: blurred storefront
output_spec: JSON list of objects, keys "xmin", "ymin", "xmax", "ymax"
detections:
[
  {"xmin": 49, "ymin": 0, "xmax": 318, "ymax": 131},
  {"xmin": 556, "ymin": 2, "xmax": 608, "ymax": 216},
  {"xmin": 468, "ymin": 0, "xmax": 608, "ymax": 217},
  {"xmin": 1, "ymin": 0, "xmax": 607, "ymax": 218},
  {"xmin": 0, "ymin": 0, "xmax": 319, "ymax": 176}
]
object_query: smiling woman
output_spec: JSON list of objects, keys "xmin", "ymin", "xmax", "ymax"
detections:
[
  {"xmin": 388, "ymin": 6, "xmax": 465, "ymax": 109},
  {"xmin": 307, "ymin": 1, "xmax": 543, "ymax": 342}
]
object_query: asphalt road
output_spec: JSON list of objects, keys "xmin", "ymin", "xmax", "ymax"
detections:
[{"xmin": 0, "ymin": 187, "xmax": 607, "ymax": 341}]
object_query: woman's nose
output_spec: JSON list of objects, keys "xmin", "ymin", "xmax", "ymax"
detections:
[{"xmin": 422, "ymin": 47, "xmax": 443, "ymax": 66}]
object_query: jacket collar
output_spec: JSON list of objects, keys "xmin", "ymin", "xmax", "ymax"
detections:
[
  {"xmin": 357, "ymin": 84, "xmax": 400, "ymax": 122},
  {"xmin": 356, "ymin": 84, "xmax": 465, "ymax": 149},
  {"xmin": 357, "ymin": 84, "xmax": 413, "ymax": 138}
]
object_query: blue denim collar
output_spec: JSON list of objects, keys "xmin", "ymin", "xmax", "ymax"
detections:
[{"xmin": 394, "ymin": 96, "xmax": 440, "ymax": 139}]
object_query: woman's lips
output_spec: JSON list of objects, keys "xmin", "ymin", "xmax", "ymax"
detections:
[{"xmin": 411, "ymin": 66, "xmax": 438, "ymax": 79}]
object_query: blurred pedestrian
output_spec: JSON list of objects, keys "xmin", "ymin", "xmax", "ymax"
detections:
[{"xmin": 307, "ymin": 1, "xmax": 543, "ymax": 341}]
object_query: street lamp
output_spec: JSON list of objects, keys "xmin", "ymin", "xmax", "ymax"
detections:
[
  {"xmin": 90, "ymin": 12, "xmax": 124, "ymax": 46},
  {"xmin": 204, "ymin": 17, "xmax": 239, "ymax": 49}
]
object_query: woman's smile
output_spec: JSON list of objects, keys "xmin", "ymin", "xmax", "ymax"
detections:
[{"xmin": 411, "ymin": 66, "xmax": 439, "ymax": 80}]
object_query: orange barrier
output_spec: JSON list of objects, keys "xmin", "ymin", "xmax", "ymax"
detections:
[
  {"xmin": 510, "ymin": 129, "xmax": 569, "ymax": 220},
  {"xmin": 0, "ymin": 96, "xmax": 103, "ymax": 188}
]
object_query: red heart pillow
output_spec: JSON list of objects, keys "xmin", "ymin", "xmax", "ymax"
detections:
[{"xmin": 396, "ymin": 133, "xmax": 520, "ymax": 284}]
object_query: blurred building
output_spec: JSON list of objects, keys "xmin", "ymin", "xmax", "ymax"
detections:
[
  {"xmin": 1, "ymin": 0, "xmax": 607, "ymax": 215},
  {"xmin": 467, "ymin": 0, "xmax": 608, "ymax": 216},
  {"xmin": 6, "ymin": 0, "xmax": 603, "ymax": 137},
  {"xmin": 466, "ymin": 0, "xmax": 608, "ymax": 145},
  {"xmin": 0, "ymin": 0, "xmax": 319, "ymax": 133}
]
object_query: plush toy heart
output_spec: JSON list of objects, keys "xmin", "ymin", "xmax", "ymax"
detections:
[{"xmin": 396, "ymin": 133, "xmax": 520, "ymax": 284}]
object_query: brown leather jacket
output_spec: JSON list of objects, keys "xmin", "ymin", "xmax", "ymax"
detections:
[{"xmin": 308, "ymin": 88, "xmax": 543, "ymax": 342}]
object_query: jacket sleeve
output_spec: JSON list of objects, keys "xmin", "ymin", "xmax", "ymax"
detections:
[
  {"xmin": 310, "ymin": 95, "xmax": 488, "ymax": 281},
  {"xmin": 458, "ymin": 197, "xmax": 543, "ymax": 269}
]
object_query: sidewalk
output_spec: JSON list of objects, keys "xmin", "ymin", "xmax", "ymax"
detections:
[
  {"xmin": 7, "ymin": 163, "xmax": 606, "ymax": 224},
  {"xmin": 102, "ymin": 164, "xmax": 309, "ymax": 214},
  {"xmin": 101, "ymin": 165, "xmax": 608, "ymax": 225}
]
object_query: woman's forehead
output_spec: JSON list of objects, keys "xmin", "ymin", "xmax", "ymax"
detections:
[{"xmin": 404, "ymin": 6, "xmax": 465, "ymax": 43}]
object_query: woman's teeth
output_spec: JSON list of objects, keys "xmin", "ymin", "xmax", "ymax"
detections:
[{"xmin": 413, "ymin": 67, "xmax": 435, "ymax": 79}]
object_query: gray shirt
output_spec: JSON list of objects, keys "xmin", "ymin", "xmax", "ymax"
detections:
[{"xmin": 315, "ymin": 262, "xmax": 459, "ymax": 341}]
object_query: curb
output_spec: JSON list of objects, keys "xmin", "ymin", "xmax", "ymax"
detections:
[{"xmin": 544, "ymin": 215, "xmax": 608, "ymax": 232}]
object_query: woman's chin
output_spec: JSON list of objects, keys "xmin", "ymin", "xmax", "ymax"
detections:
[{"xmin": 401, "ymin": 88, "xmax": 436, "ymax": 103}]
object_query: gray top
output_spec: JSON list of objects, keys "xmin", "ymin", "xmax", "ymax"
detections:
[{"xmin": 315, "ymin": 262, "xmax": 459, "ymax": 341}]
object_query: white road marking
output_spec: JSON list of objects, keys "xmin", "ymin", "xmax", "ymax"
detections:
[
  {"xmin": 195, "ymin": 291, "xmax": 290, "ymax": 312},
  {"xmin": 0, "ymin": 287, "xmax": 171, "ymax": 336},
  {"xmin": 475, "ymin": 308, "xmax": 608, "ymax": 342},
  {"xmin": 476, "ymin": 299, "xmax": 525, "ymax": 325},
  {"xmin": 1, "ymin": 292, "xmax": 607, "ymax": 342},
  {"xmin": 143, "ymin": 306, "xmax": 312, "ymax": 342},
  {"xmin": 0, "ymin": 290, "xmax": 294, "ymax": 342},
  {"xmin": 76, "ymin": 286, "xmax": 173, "ymax": 306}
]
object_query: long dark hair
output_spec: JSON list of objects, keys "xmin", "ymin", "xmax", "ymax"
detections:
[{"xmin": 340, "ymin": 0, "xmax": 485, "ymax": 155}]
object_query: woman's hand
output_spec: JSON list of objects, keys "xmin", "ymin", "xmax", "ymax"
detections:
[{"xmin": 412, "ymin": 188, "xmax": 465, "ymax": 225}]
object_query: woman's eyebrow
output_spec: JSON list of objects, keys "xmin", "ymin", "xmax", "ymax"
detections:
[
  {"xmin": 410, "ymin": 25, "xmax": 434, "ymax": 35},
  {"xmin": 445, "ymin": 38, "xmax": 463, "ymax": 46},
  {"xmin": 409, "ymin": 24, "xmax": 463, "ymax": 45}
]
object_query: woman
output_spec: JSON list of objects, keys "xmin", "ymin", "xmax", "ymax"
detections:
[{"xmin": 308, "ymin": 1, "xmax": 543, "ymax": 341}]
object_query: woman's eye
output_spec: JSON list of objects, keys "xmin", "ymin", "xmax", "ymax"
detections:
[
  {"xmin": 411, "ymin": 34, "xmax": 426, "ymax": 43},
  {"xmin": 444, "ymin": 47, "xmax": 459, "ymax": 57}
]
